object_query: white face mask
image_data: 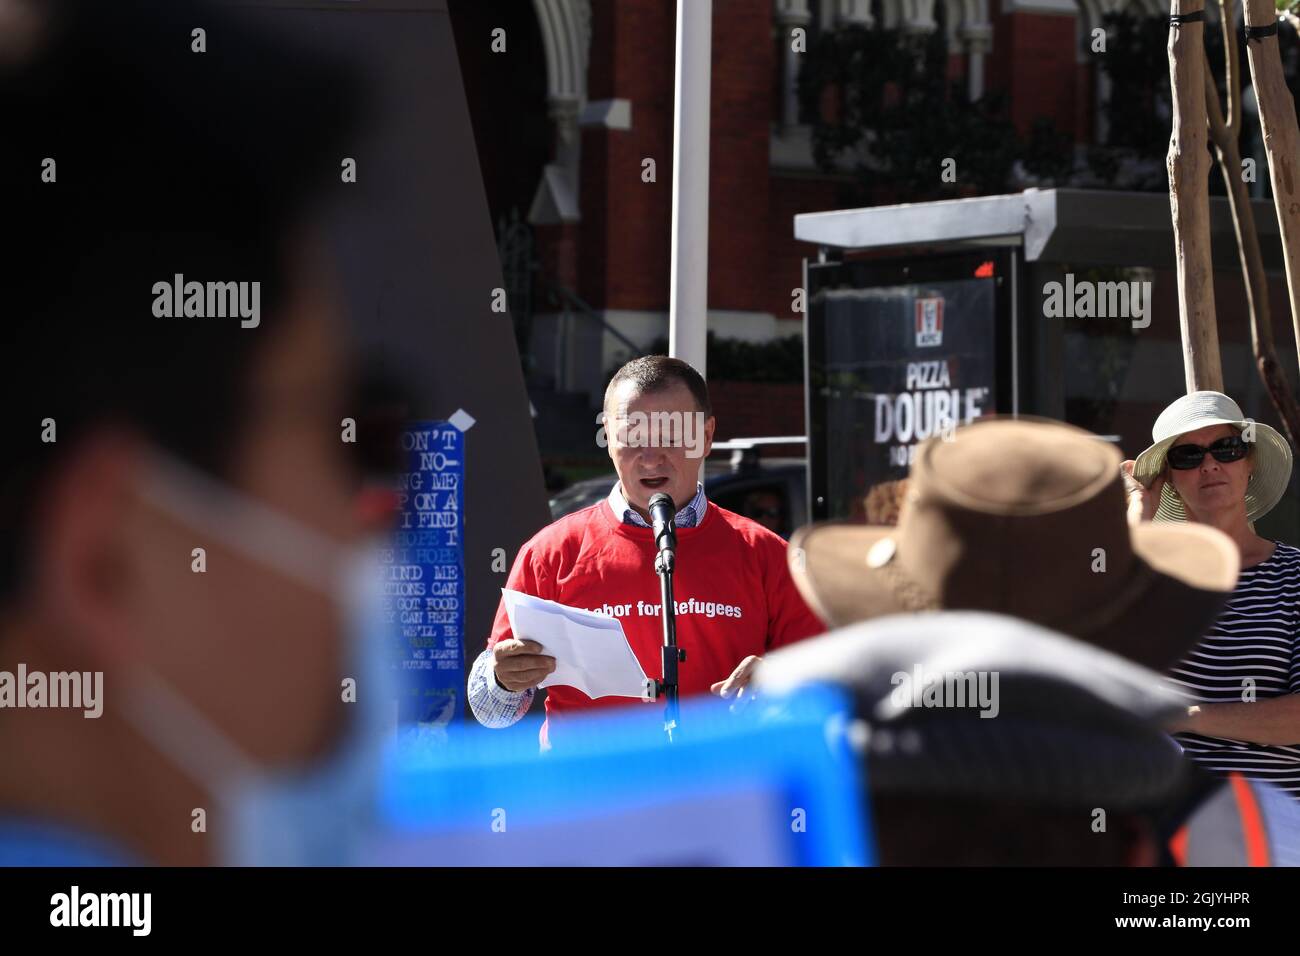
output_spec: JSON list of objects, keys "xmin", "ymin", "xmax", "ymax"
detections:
[{"xmin": 120, "ymin": 449, "xmax": 397, "ymax": 865}]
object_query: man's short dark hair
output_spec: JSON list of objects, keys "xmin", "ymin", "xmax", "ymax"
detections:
[
  {"xmin": 604, "ymin": 355, "xmax": 711, "ymax": 416},
  {"xmin": 0, "ymin": 0, "xmax": 361, "ymax": 601}
]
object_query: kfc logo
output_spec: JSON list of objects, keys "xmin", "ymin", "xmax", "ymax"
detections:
[{"xmin": 915, "ymin": 297, "xmax": 943, "ymax": 347}]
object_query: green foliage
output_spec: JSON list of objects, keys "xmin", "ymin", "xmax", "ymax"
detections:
[
  {"xmin": 1085, "ymin": 11, "xmax": 1300, "ymax": 193},
  {"xmin": 1023, "ymin": 118, "xmax": 1076, "ymax": 183},
  {"xmin": 1093, "ymin": 13, "xmax": 1174, "ymax": 160},
  {"xmin": 797, "ymin": 25, "xmax": 1073, "ymax": 203}
]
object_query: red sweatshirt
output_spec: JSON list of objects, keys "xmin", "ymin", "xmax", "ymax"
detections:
[{"xmin": 487, "ymin": 500, "xmax": 825, "ymax": 743}]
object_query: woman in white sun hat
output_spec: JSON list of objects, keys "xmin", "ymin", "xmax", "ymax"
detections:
[{"xmin": 1122, "ymin": 390, "xmax": 1300, "ymax": 801}]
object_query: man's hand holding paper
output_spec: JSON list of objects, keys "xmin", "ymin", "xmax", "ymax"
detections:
[
  {"xmin": 491, "ymin": 638, "xmax": 556, "ymax": 693},
  {"xmin": 501, "ymin": 589, "xmax": 652, "ymax": 701}
]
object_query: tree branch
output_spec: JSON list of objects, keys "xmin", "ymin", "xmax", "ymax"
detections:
[{"xmin": 1205, "ymin": 35, "xmax": 1300, "ymax": 445}]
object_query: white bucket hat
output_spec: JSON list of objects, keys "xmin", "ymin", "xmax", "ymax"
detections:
[{"xmin": 1132, "ymin": 391, "xmax": 1293, "ymax": 523}]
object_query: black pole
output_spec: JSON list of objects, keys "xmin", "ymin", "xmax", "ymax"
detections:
[
  {"xmin": 647, "ymin": 492, "xmax": 685, "ymax": 742},
  {"xmin": 656, "ymin": 549, "xmax": 684, "ymax": 741}
]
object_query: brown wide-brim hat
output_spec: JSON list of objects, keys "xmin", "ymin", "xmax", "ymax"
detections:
[{"xmin": 789, "ymin": 417, "xmax": 1240, "ymax": 670}]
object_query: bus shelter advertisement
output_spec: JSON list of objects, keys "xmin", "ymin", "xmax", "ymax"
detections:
[
  {"xmin": 818, "ymin": 279, "xmax": 996, "ymax": 521},
  {"xmin": 382, "ymin": 420, "xmax": 465, "ymax": 737}
]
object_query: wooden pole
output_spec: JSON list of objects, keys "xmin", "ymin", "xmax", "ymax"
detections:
[
  {"xmin": 1242, "ymin": 0, "xmax": 1300, "ymax": 395},
  {"xmin": 1205, "ymin": 0, "xmax": 1300, "ymax": 446},
  {"xmin": 1167, "ymin": 0, "xmax": 1224, "ymax": 392}
]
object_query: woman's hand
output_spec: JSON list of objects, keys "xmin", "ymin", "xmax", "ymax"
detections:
[{"xmin": 1120, "ymin": 459, "xmax": 1164, "ymax": 525}]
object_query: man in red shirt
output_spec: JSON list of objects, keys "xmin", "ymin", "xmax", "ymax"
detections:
[{"xmin": 467, "ymin": 356, "xmax": 823, "ymax": 744}]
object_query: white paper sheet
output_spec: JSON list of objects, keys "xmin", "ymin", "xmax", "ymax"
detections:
[{"xmin": 500, "ymin": 589, "xmax": 651, "ymax": 700}]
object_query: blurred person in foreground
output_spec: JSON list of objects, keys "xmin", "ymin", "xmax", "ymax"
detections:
[
  {"xmin": 0, "ymin": 0, "xmax": 391, "ymax": 865},
  {"xmin": 1123, "ymin": 392, "xmax": 1300, "ymax": 805},
  {"xmin": 758, "ymin": 611, "xmax": 1207, "ymax": 865},
  {"xmin": 468, "ymin": 356, "xmax": 823, "ymax": 745},
  {"xmin": 770, "ymin": 417, "xmax": 1246, "ymax": 864}
]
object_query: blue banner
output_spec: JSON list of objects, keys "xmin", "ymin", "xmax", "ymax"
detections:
[
  {"xmin": 383, "ymin": 420, "xmax": 465, "ymax": 734},
  {"xmin": 372, "ymin": 685, "xmax": 870, "ymax": 866}
]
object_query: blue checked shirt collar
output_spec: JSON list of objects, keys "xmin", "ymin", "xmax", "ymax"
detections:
[{"xmin": 607, "ymin": 481, "xmax": 707, "ymax": 529}]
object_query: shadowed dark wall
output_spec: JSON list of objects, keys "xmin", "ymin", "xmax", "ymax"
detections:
[{"xmin": 235, "ymin": 0, "xmax": 551, "ymax": 713}]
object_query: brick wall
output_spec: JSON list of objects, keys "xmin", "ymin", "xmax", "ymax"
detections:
[
  {"xmin": 989, "ymin": 10, "xmax": 1079, "ymax": 137},
  {"xmin": 706, "ymin": 0, "xmax": 775, "ymax": 313},
  {"xmin": 580, "ymin": 0, "xmax": 779, "ymax": 315},
  {"xmin": 711, "ymin": 380, "xmax": 806, "ymax": 448},
  {"xmin": 579, "ymin": 0, "xmax": 675, "ymax": 310},
  {"xmin": 526, "ymin": 2, "xmax": 1086, "ymax": 337},
  {"xmin": 765, "ymin": 173, "xmax": 844, "ymax": 319}
]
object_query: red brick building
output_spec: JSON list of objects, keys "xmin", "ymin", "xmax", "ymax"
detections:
[{"xmin": 449, "ymin": 0, "xmax": 1173, "ymax": 420}]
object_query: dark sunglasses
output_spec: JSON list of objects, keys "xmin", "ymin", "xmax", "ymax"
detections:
[{"xmin": 1166, "ymin": 435, "xmax": 1248, "ymax": 470}]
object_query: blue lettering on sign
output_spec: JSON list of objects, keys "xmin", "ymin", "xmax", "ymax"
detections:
[{"xmin": 383, "ymin": 421, "xmax": 465, "ymax": 733}]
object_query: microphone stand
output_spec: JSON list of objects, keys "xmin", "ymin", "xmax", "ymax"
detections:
[
  {"xmin": 655, "ymin": 546, "xmax": 684, "ymax": 742},
  {"xmin": 649, "ymin": 494, "xmax": 686, "ymax": 742}
]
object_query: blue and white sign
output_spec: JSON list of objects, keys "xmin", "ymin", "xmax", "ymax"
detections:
[{"xmin": 383, "ymin": 418, "xmax": 468, "ymax": 733}]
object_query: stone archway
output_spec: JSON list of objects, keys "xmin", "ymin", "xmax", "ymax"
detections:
[{"xmin": 529, "ymin": 0, "xmax": 591, "ymax": 224}]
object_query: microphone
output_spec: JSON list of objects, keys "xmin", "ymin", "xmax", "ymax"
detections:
[{"xmin": 648, "ymin": 492, "xmax": 677, "ymax": 570}]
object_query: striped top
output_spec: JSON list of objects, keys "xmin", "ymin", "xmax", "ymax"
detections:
[{"xmin": 1170, "ymin": 541, "xmax": 1300, "ymax": 797}]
